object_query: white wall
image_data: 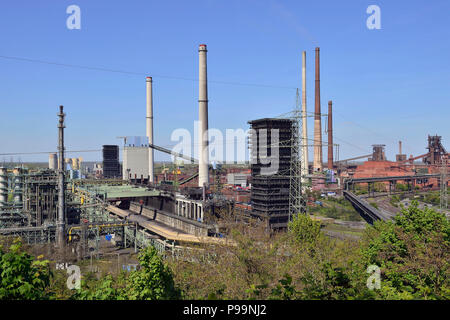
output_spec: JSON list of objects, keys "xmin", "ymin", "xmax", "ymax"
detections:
[{"xmin": 123, "ymin": 147, "xmax": 149, "ymax": 180}]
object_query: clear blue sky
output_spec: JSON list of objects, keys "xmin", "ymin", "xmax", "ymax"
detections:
[{"xmin": 0, "ymin": 0, "xmax": 449, "ymax": 163}]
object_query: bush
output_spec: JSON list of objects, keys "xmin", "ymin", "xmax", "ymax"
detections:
[
  {"xmin": 360, "ymin": 201, "xmax": 450, "ymax": 299},
  {"xmin": 0, "ymin": 239, "xmax": 52, "ymax": 300},
  {"xmin": 73, "ymin": 246, "xmax": 181, "ymax": 300},
  {"xmin": 126, "ymin": 246, "xmax": 181, "ymax": 300},
  {"xmin": 288, "ymin": 214, "xmax": 322, "ymax": 246}
]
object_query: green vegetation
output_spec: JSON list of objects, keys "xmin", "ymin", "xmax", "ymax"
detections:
[
  {"xmin": 369, "ymin": 202, "xmax": 379, "ymax": 210},
  {"xmin": 421, "ymin": 192, "xmax": 440, "ymax": 206},
  {"xmin": 309, "ymin": 196, "xmax": 363, "ymax": 221},
  {"xmin": 395, "ymin": 183, "xmax": 409, "ymax": 192},
  {"xmin": 390, "ymin": 195, "xmax": 400, "ymax": 207},
  {"xmin": 0, "ymin": 239, "xmax": 52, "ymax": 300},
  {"xmin": 1, "ymin": 203, "xmax": 448, "ymax": 300},
  {"xmin": 72, "ymin": 246, "xmax": 181, "ymax": 300},
  {"xmin": 361, "ymin": 203, "xmax": 449, "ymax": 299}
]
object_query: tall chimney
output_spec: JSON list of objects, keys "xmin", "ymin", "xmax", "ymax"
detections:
[
  {"xmin": 328, "ymin": 100, "xmax": 333, "ymax": 170},
  {"xmin": 198, "ymin": 44, "xmax": 209, "ymax": 187},
  {"xmin": 146, "ymin": 77, "xmax": 154, "ymax": 183},
  {"xmin": 399, "ymin": 141, "xmax": 402, "ymax": 155},
  {"xmin": 313, "ymin": 47, "xmax": 323, "ymax": 172},
  {"xmin": 301, "ymin": 51, "xmax": 309, "ymax": 179},
  {"xmin": 57, "ymin": 105, "xmax": 66, "ymax": 248}
]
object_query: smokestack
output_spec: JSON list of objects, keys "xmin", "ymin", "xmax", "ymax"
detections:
[
  {"xmin": 328, "ymin": 100, "xmax": 333, "ymax": 170},
  {"xmin": 146, "ymin": 77, "xmax": 154, "ymax": 183},
  {"xmin": 57, "ymin": 105, "xmax": 66, "ymax": 248},
  {"xmin": 313, "ymin": 47, "xmax": 323, "ymax": 172},
  {"xmin": 399, "ymin": 141, "xmax": 402, "ymax": 155},
  {"xmin": 301, "ymin": 51, "xmax": 309, "ymax": 179},
  {"xmin": 198, "ymin": 44, "xmax": 209, "ymax": 187}
]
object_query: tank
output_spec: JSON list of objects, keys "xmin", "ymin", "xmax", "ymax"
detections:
[
  {"xmin": 49, "ymin": 153, "xmax": 58, "ymax": 170},
  {"xmin": 0, "ymin": 167, "xmax": 8, "ymax": 208},
  {"xmin": 13, "ymin": 167, "xmax": 23, "ymax": 207}
]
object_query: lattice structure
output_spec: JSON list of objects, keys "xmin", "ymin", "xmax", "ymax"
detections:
[
  {"xmin": 440, "ymin": 156, "xmax": 448, "ymax": 212},
  {"xmin": 23, "ymin": 170, "xmax": 59, "ymax": 227},
  {"xmin": 288, "ymin": 90, "xmax": 306, "ymax": 221}
]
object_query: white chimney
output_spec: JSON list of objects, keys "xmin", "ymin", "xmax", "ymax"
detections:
[
  {"xmin": 198, "ymin": 44, "xmax": 209, "ymax": 187},
  {"xmin": 146, "ymin": 76, "xmax": 154, "ymax": 183}
]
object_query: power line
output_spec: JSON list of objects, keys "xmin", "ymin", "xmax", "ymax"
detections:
[
  {"xmin": 0, "ymin": 150, "xmax": 101, "ymax": 156},
  {"xmin": 333, "ymin": 136, "xmax": 368, "ymax": 153},
  {"xmin": 0, "ymin": 54, "xmax": 296, "ymax": 90},
  {"xmin": 333, "ymin": 111, "xmax": 416, "ymax": 152}
]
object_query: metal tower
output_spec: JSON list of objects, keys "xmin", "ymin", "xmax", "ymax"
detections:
[
  {"xmin": 288, "ymin": 89, "xmax": 306, "ymax": 221},
  {"xmin": 440, "ymin": 155, "xmax": 448, "ymax": 212},
  {"xmin": 57, "ymin": 105, "xmax": 66, "ymax": 248}
]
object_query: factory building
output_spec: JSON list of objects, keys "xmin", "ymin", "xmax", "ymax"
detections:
[
  {"xmin": 226, "ymin": 173, "xmax": 248, "ymax": 187},
  {"xmin": 122, "ymin": 137, "xmax": 149, "ymax": 182}
]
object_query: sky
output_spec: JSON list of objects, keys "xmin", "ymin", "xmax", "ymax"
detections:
[{"xmin": 0, "ymin": 0, "xmax": 449, "ymax": 163}]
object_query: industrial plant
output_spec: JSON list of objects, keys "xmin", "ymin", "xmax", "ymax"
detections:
[{"xmin": 0, "ymin": 43, "xmax": 448, "ymax": 272}]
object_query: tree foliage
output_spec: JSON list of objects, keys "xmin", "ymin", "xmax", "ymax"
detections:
[
  {"xmin": 360, "ymin": 201, "xmax": 450, "ymax": 299},
  {"xmin": 126, "ymin": 246, "xmax": 181, "ymax": 300},
  {"xmin": 73, "ymin": 246, "xmax": 180, "ymax": 300},
  {"xmin": 288, "ymin": 213, "xmax": 322, "ymax": 246},
  {"xmin": 0, "ymin": 239, "xmax": 52, "ymax": 300},
  {"xmin": 2, "ymin": 201, "xmax": 448, "ymax": 300}
]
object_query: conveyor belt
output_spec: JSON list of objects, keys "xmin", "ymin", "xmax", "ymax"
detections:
[
  {"xmin": 343, "ymin": 191, "xmax": 390, "ymax": 224},
  {"xmin": 106, "ymin": 205, "xmax": 234, "ymax": 245}
]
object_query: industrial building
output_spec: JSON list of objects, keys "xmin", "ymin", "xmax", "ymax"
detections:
[
  {"xmin": 226, "ymin": 173, "xmax": 248, "ymax": 187},
  {"xmin": 122, "ymin": 137, "xmax": 150, "ymax": 182},
  {"xmin": 0, "ymin": 42, "xmax": 447, "ymax": 261},
  {"xmin": 248, "ymin": 118, "xmax": 294, "ymax": 230},
  {"xmin": 102, "ymin": 145, "xmax": 121, "ymax": 178}
]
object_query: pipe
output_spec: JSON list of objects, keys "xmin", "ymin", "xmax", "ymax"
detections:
[
  {"xmin": 146, "ymin": 77, "xmax": 154, "ymax": 183},
  {"xmin": 328, "ymin": 100, "xmax": 333, "ymax": 170},
  {"xmin": 313, "ymin": 47, "xmax": 323, "ymax": 172},
  {"xmin": 198, "ymin": 44, "xmax": 209, "ymax": 187},
  {"xmin": 301, "ymin": 51, "xmax": 309, "ymax": 179},
  {"xmin": 57, "ymin": 105, "xmax": 66, "ymax": 248}
]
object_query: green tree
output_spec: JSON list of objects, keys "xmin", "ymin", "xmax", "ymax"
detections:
[
  {"xmin": 72, "ymin": 274, "xmax": 127, "ymax": 300},
  {"xmin": 126, "ymin": 246, "xmax": 181, "ymax": 300},
  {"xmin": 0, "ymin": 239, "xmax": 52, "ymax": 300},
  {"xmin": 360, "ymin": 201, "xmax": 450, "ymax": 299},
  {"xmin": 299, "ymin": 262, "xmax": 362, "ymax": 300},
  {"xmin": 288, "ymin": 213, "xmax": 322, "ymax": 246}
]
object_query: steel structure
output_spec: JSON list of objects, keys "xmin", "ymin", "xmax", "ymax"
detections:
[
  {"xmin": 289, "ymin": 91, "xmax": 306, "ymax": 219},
  {"xmin": 425, "ymin": 135, "xmax": 447, "ymax": 165},
  {"xmin": 440, "ymin": 156, "xmax": 448, "ymax": 212},
  {"xmin": 57, "ymin": 105, "xmax": 66, "ymax": 248},
  {"xmin": 23, "ymin": 170, "xmax": 59, "ymax": 226}
]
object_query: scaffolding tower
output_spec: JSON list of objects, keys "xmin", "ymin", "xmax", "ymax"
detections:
[{"xmin": 288, "ymin": 89, "xmax": 306, "ymax": 221}]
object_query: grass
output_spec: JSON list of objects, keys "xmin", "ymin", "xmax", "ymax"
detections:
[{"xmin": 308, "ymin": 197, "xmax": 363, "ymax": 221}]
